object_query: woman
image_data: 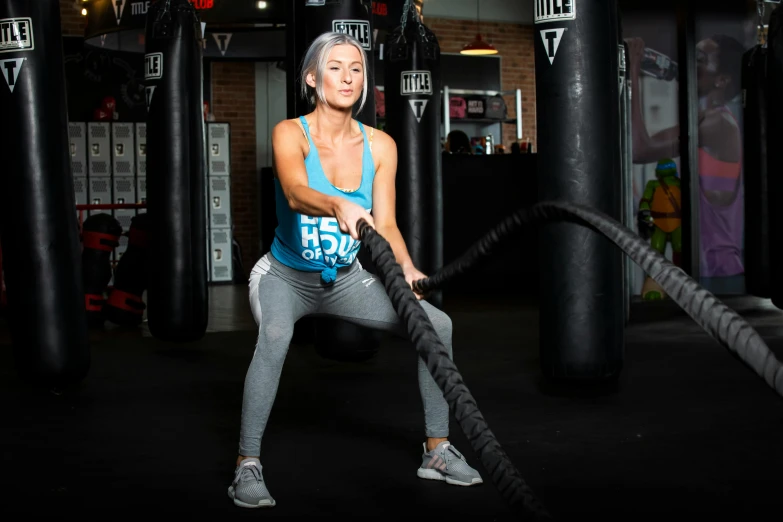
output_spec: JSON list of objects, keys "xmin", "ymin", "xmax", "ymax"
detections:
[
  {"xmin": 626, "ymin": 35, "xmax": 745, "ymax": 285},
  {"xmin": 227, "ymin": 32, "xmax": 483, "ymax": 509}
]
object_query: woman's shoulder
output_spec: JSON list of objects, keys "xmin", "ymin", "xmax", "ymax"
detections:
[
  {"xmin": 359, "ymin": 123, "xmax": 395, "ymax": 148},
  {"xmin": 273, "ymin": 118, "xmax": 307, "ymax": 140},
  {"xmin": 703, "ymin": 106, "xmax": 739, "ymax": 130}
]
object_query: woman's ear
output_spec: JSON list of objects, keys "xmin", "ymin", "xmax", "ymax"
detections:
[{"xmin": 305, "ymin": 71, "xmax": 317, "ymax": 89}]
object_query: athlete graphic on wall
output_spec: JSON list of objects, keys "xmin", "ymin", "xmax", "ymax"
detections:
[{"xmin": 625, "ymin": 27, "xmax": 747, "ymax": 294}]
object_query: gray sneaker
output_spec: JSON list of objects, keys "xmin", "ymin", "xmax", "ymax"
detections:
[
  {"xmin": 227, "ymin": 458, "xmax": 276, "ymax": 508},
  {"xmin": 416, "ymin": 441, "xmax": 483, "ymax": 486}
]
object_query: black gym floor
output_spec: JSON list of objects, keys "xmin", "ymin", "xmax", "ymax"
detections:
[{"xmin": 1, "ymin": 288, "xmax": 781, "ymax": 520}]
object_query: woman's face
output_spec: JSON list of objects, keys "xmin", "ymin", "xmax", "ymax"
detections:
[
  {"xmin": 309, "ymin": 44, "xmax": 364, "ymax": 110},
  {"xmin": 696, "ymin": 38, "xmax": 722, "ymax": 96}
]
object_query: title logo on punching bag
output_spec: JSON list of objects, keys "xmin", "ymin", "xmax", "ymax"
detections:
[
  {"xmin": 0, "ymin": 58, "xmax": 25, "ymax": 93},
  {"xmin": 534, "ymin": 0, "xmax": 575, "ymax": 24},
  {"xmin": 144, "ymin": 52, "xmax": 163, "ymax": 111},
  {"xmin": 539, "ymin": 28, "xmax": 564, "ymax": 64},
  {"xmin": 332, "ymin": 20, "xmax": 372, "ymax": 50},
  {"xmin": 0, "ymin": 18, "xmax": 34, "ymax": 53},
  {"xmin": 401, "ymin": 71, "xmax": 432, "ymax": 95},
  {"xmin": 113, "ymin": 0, "xmax": 128, "ymax": 26},
  {"xmin": 401, "ymin": 71, "xmax": 432, "ymax": 123}
]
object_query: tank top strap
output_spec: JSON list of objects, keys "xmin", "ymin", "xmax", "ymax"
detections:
[
  {"xmin": 357, "ymin": 120, "xmax": 375, "ymax": 154},
  {"xmin": 298, "ymin": 116, "xmax": 313, "ymax": 143}
]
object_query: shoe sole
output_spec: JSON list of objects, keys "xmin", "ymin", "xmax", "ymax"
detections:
[
  {"xmin": 228, "ymin": 486, "xmax": 276, "ymax": 508},
  {"xmin": 417, "ymin": 468, "xmax": 483, "ymax": 486}
]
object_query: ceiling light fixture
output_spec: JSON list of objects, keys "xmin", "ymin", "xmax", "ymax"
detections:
[{"xmin": 460, "ymin": 0, "xmax": 498, "ymax": 56}]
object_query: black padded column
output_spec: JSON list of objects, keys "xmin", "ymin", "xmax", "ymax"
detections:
[
  {"xmin": 144, "ymin": 0, "xmax": 208, "ymax": 342},
  {"xmin": 0, "ymin": 0, "xmax": 91, "ymax": 388},
  {"xmin": 534, "ymin": 0, "xmax": 625, "ymax": 380}
]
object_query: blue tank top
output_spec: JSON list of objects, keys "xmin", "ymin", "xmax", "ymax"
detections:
[{"xmin": 270, "ymin": 116, "xmax": 375, "ymax": 283}]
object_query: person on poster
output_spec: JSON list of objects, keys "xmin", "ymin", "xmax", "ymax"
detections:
[{"xmin": 626, "ymin": 35, "xmax": 746, "ymax": 282}]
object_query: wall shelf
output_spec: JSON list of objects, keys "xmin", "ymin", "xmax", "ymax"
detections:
[{"xmin": 443, "ymin": 86, "xmax": 523, "ymax": 142}]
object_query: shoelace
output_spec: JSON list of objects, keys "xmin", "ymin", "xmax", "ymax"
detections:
[
  {"xmin": 238, "ymin": 463, "xmax": 262, "ymax": 484},
  {"xmin": 446, "ymin": 445, "xmax": 465, "ymax": 463}
]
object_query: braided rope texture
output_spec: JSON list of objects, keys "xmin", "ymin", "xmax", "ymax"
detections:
[
  {"xmin": 414, "ymin": 200, "xmax": 783, "ymax": 398},
  {"xmin": 357, "ymin": 220, "xmax": 553, "ymax": 521}
]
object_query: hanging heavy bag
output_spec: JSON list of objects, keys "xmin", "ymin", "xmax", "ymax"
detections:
[
  {"xmin": 383, "ymin": 2, "xmax": 444, "ymax": 307},
  {"xmin": 144, "ymin": 0, "xmax": 208, "ymax": 342},
  {"xmin": 742, "ymin": 45, "xmax": 771, "ymax": 298},
  {"xmin": 81, "ymin": 213, "xmax": 122, "ymax": 327},
  {"xmin": 535, "ymin": 0, "xmax": 624, "ymax": 380},
  {"xmin": 0, "ymin": 0, "xmax": 91, "ymax": 387},
  {"xmin": 104, "ymin": 213, "xmax": 150, "ymax": 327},
  {"xmin": 767, "ymin": 6, "xmax": 783, "ymax": 308}
]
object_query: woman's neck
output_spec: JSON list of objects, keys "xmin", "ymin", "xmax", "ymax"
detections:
[{"xmin": 308, "ymin": 105, "xmax": 354, "ymax": 144}]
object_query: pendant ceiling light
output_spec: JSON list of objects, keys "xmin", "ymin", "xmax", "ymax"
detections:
[{"xmin": 460, "ymin": 0, "xmax": 498, "ymax": 55}]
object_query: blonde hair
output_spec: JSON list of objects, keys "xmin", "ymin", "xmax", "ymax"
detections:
[{"xmin": 300, "ymin": 31, "xmax": 368, "ymax": 114}]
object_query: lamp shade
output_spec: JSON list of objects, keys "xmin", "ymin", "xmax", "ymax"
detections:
[{"xmin": 460, "ymin": 34, "xmax": 498, "ymax": 55}]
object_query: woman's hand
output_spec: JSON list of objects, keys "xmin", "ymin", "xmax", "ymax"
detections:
[
  {"xmin": 625, "ymin": 38, "xmax": 644, "ymax": 67},
  {"xmin": 624, "ymin": 37, "xmax": 645, "ymax": 70},
  {"xmin": 403, "ymin": 264, "xmax": 428, "ymax": 300},
  {"xmin": 334, "ymin": 198, "xmax": 375, "ymax": 240}
]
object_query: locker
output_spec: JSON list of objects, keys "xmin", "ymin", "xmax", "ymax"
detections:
[
  {"xmin": 208, "ymin": 175, "xmax": 232, "ymax": 229},
  {"xmin": 73, "ymin": 176, "xmax": 88, "ymax": 206},
  {"xmin": 137, "ymin": 176, "xmax": 147, "ymax": 214},
  {"xmin": 88, "ymin": 122, "xmax": 111, "ymax": 178},
  {"xmin": 88, "ymin": 178, "xmax": 112, "ymax": 218},
  {"xmin": 135, "ymin": 122, "xmax": 147, "ymax": 177},
  {"xmin": 209, "ymin": 228, "xmax": 234, "ymax": 282},
  {"xmin": 69, "ymin": 122, "xmax": 87, "ymax": 178},
  {"xmin": 207, "ymin": 123, "xmax": 231, "ymax": 177},
  {"xmin": 113, "ymin": 176, "xmax": 137, "ymax": 231},
  {"xmin": 112, "ymin": 123, "xmax": 135, "ymax": 178}
]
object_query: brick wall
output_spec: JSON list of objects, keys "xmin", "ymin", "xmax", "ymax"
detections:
[
  {"xmin": 426, "ymin": 17, "xmax": 536, "ymax": 150},
  {"xmin": 60, "ymin": 0, "xmax": 86, "ymax": 36},
  {"xmin": 210, "ymin": 62, "xmax": 258, "ymax": 278}
]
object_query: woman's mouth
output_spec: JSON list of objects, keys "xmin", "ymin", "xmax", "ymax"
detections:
[{"xmin": 339, "ymin": 89, "xmax": 353, "ymax": 95}]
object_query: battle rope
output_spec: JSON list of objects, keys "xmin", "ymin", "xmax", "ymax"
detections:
[
  {"xmin": 412, "ymin": 200, "xmax": 783, "ymax": 399},
  {"xmin": 359, "ymin": 200, "xmax": 783, "ymax": 521},
  {"xmin": 358, "ymin": 220, "xmax": 553, "ymax": 521}
]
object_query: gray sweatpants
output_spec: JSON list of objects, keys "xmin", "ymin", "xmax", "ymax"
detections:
[{"xmin": 239, "ymin": 253, "xmax": 453, "ymax": 457}]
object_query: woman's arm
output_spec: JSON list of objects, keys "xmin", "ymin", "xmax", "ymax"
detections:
[
  {"xmin": 370, "ymin": 130, "xmax": 428, "ymax": 297},
  {"xmin": 272, "ymin": 120, "xmax": 374, "ymax": 239},
  {"xmin": 626, "ymin": 38, "xmax": 680, "ymax": 164}
]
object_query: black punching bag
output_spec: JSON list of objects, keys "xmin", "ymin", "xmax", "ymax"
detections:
[
  {"xmin": 145, "ymin": 0, "xmax": 208, "ymax": 341},
  {"xmin": 0, "ymin": 0, "xmax": 90, "ymax": 387},
  {"xmin": 534, "ymin": 0, "xmax": 624, "ymax": 380},
  {"xmin": 384, "ymin": 5, "xmax": 443, "ymax": 307},
  {"xmin": 742, "ymin": 46, "xmax": 771, "ymax": 298},
  {"xmin": 766, "ymin": 7, "xmax": 783, "ymax": 308}
]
